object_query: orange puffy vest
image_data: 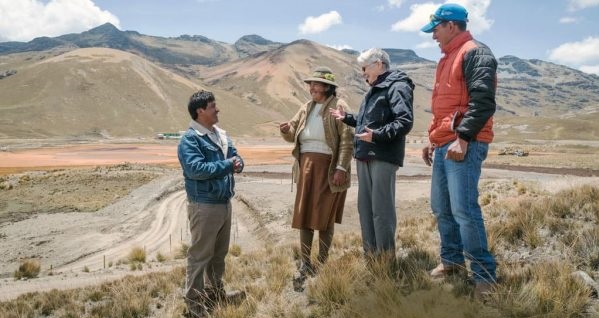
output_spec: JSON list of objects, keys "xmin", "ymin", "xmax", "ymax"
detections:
[{"xmin": 428, "ymin": 31, "xmax": 494, "ymax": 146}]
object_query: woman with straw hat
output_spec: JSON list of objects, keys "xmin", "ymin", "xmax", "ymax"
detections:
[{"xmin": 279, "ymin": 66, "xmax": 353, "ymax": 288}]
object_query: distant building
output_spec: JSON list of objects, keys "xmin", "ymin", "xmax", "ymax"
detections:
[{"xmin": 156, "ymin": 131, "xmax": 186, "ymax": 139}]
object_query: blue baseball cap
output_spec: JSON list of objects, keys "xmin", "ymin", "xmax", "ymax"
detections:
[{"xmin": 420, "ymin": 3, "xmax": 468, "ymax": 33}]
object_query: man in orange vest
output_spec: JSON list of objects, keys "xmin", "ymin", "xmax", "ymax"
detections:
[{"xmin": 420, "ymin": 3, "xmax": 497, "ymax": 299}]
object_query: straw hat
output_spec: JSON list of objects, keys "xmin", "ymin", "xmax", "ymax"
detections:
[{"xmin": 303, "ymin": 66, "xmax": 338, "ymax": 87}]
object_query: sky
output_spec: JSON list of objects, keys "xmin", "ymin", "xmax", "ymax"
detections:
[{"xmin": 0, "ymin": 0, "xmax": 598, "ymax": 74}]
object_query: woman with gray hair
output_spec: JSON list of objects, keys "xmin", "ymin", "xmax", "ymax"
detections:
[{"xmin": 331, "ymin": 48, "xmax": 414, "ymax": 259}]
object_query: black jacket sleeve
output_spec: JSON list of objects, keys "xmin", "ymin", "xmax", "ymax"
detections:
[
  {"xmin": 372, "ymin": 81, "xmax": 414, "ymax": 143},
  {"xmin": 457, "ymin": 44, "xmax": 497, "ymax": 141},
  {"xmin": 343, "ymin": 113, "xmax": 357, "ymax": 127}
]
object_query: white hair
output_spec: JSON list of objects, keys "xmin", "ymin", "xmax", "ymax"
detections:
[{"xmin": 357, "ymin": 48, "xmax": 390, "ymax": 71}]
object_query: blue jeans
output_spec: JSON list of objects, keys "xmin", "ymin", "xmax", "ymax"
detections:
[{"xmin": 431, "ymin": 141, "xmax": 496, "ymax": 283}]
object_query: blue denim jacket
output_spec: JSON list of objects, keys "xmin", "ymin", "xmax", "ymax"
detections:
[{"xmin": 177, "ymin": 127, "xmax": 243, "ymax": 204}]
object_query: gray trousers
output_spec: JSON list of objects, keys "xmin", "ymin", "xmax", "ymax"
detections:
[
  {"xmin": 185, "ymin": 201, "xmax": 231, "ymax": 300},
  {"xmin": 356, "ymin": 160, "xmax": 399, "ymax": 254}
]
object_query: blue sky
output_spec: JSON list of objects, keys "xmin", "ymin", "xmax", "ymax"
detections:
[{"xmin": 1, "ymin": 0, "xmax": 598, "ymax": 74}]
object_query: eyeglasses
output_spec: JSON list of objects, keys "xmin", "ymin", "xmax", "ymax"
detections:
[
  {"xmin": 361, "ymin": 61, "xmax": 378, "ymax": 72},
  {"xmin": 429, "ymin": 14, "xmax": 447, "ymax": 22}
]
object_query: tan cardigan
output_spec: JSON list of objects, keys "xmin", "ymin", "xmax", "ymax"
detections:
[{"xmin": 281, "ymin": 95, "xmax": 354, "ymax": 192}]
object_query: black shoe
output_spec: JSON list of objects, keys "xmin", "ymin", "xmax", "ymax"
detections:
[
  {"xmin": 185, "ymin": 299, "xmax": 207, "ymax": 318},
  {"xmin": 298, "ymin": 261, "xmax": 315, "ymax": 277}
]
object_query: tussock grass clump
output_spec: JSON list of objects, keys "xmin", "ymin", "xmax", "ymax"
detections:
[
  {"xmin": 0, "ymin": 267, "xmax": 186, "ymax": 318},
  {"xmin": 156, "ymin": 251, "xmax": 167, "ymax": 262},
  {"xmin": 128, "ymin": 246, "xmax": 146, "ymax": 263},
  {"xmin": 548, "ymin": 184, "xmax": 599, "ymax": 219},
  {"xmin": 487, "ymin": 185, "xmax": 599, "ymax": 250},
  {"xmin": 175, "ymin": 243, "xmax": 189, "ymax": 259},
  {"xmin": 265, "ymin": 247, "xmax": 292, "ymax": 293},
  {"xmin": 493, "ymin": 261, "xmax": 591, "ymax": 317},
  {"xmin": 14, "ymin": 259, "xmax": 41, "ymax": 279},
  {"xmin": 229, "ymin": 244, "xmax": 242, "ymax": 257},
  {"xmin": 308, "ymin": 251, "xmax": 367, "ymax": 316},
  {"xmin": 573, "ymin": 227, "xmax": 599, "ymax": 271}
]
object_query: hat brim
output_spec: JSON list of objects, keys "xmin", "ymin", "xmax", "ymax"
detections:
[
  {"xmin": 303, "ymin": 77, "xmax": 338, "ymax": 87},
  {"xmin": 420, "ymin": 20, "xmax": 441, "ymax": 33}
]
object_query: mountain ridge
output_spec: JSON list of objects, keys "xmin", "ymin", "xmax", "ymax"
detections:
[{"xmin": 0, "ymin": 24, "xmax": 597, "ymax": 140}]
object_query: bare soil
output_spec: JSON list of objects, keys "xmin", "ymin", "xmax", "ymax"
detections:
[{"xmin": 0, "ymin": 140, "xmax": 598, "ymax": 301}]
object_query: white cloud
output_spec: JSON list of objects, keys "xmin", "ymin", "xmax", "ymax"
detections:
[
  {"xmin": 391, "ymin": 2, "xmax": 438, "ymax": 32},
  {"xmin": 579, "ymin": 65, "xmax": 599, "ymax": 75},
  {"xmin": 559, "ymin": 17, "xmax": 579, "ymax": 24},
  {"xmin": 327, "ymin": 44, "xmax": 353, "ymax": 51},
  {"xmin": 388, "ymin": 0, "xmax": 405, "ymax": 8},
  {"xmin": 548, "ymin": 37, "xmax": 599, "ymax": 75},
  {"xmin": 568, "ymin": 0, "xmax": 599, "ymax": 11},
  {"xmin": 298, "ymin": 11, "xmax": 342, "ymax": 35},
  {"xmin": 415, "ymin": 41, "xmax": 438, "ymax": 49},
  {"xmin": 0, "ymin": 0, "xmax": 120, "ymax": 42},
  {"xmin": 391, "ymin": 0, "xmax": 494, "ymax": 35},
  {"xmin": 375, "ymin": 5, "xmax": 386, "ymax": 12},
  {"xmin": 548, "ymin": 37, "xmax": 599, "ymax": 65}
]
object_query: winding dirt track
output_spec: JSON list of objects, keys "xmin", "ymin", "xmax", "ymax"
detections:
[
  {"xmin": 57, "ymin": 191, "xmax": 188, "ymax": 273},
  {"xmin": 1, "ymin": 142, "xmax": 597, "ymax": 301}
]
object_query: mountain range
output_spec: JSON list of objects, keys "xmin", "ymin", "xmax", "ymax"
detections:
[{"xmin": 0, "ymin": 23, "xmax": 597, "ymax": 140}]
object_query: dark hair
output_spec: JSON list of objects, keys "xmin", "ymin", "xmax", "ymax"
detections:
[
  {"xmin": 454, "ymin": 20, "xmax": 467, "ymax": 31},
  {"xmin": 324, "ymin": 85, "xmax": 337, "ymax": 98},
  {"xmin": 188, "ymin": 90, "xmax": 214, "ymax": 120},
  {"xmin": 442, "ymin": 20, "xmax": 467, "ymax": 31}
]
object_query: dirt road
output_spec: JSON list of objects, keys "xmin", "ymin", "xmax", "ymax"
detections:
[
  {"xmin": 2, "ymin": 142, "xmax": 598, "ymax": 301},
  {"xmin": 0, "ymin": 177, "xmax": 273, "ymax": 301}
]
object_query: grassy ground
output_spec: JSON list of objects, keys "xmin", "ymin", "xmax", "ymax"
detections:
[{"xmin": 1, "ymin": 184, "xmax": 598, "ymax": 317}]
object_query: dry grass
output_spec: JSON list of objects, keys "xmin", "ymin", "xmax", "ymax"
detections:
[
  {"xmin": 156, "ymin": 252, "xmax": 167, "ymax": 263},
  {"xmin": 1, "ymin": 185, "xmax": 598, "ymax": 317},
  {"xmin": 175, "ymin": 243, "xmax": 189, "ymax": 260},
  {"xmin": 13, "ymin": 259, "xmax": 41, "ymax": 280},
  {"xmin": 493, "ymin": 261, "xmax": 591, "ymax": 317},
  {"xmin": 229, "ymin": 244, "xmax": 242, "ymax": 257},
  {"xmin": 128, "ymin": 246, "xmax": 146, "ymax": 263}
]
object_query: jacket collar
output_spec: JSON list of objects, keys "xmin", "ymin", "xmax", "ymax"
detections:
[
  {"xmin": 308, "ymin": 95, "xmax": 336, "ymax": 115},
  {"xmin": 372, "ymin": 71, "xmax": 391, "ymax": 87},
  {"xmin": 189, "ymin": 120, "xmax": 228, "ymax": 156},
  {"xmin": 441, "ymin": 31, "xmax": 473, "ymax": 54}
]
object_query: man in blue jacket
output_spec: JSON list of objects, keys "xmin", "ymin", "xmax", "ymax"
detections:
[
  {"xmin": 331, "ymin": 48, "xmax": 414, "ymax": 258},
  {"xmin": 178, "ymin": 90, "xmax": 244, "ymax": 317}
]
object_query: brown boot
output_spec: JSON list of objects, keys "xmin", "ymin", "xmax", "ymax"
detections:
[
  {"xmin": 429, "ymin": 263, "xmax": 466, "ymax": 279},
  {"xmin": 474, "ymin": 282, "xmax": 496, "ymax": 301},
  {"xmin": 224, "ymin": 290, "xmax": 246, "ymax": 305}
]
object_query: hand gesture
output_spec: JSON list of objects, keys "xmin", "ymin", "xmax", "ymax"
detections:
[
  {"xmin": 445, "ymin": 138, "xmax": 468, "ymax": 161},
  {"xmin": 329, "ymin": 104, "xmax": 346, "ymax": 120},
  {"xmin": 422, "ymin": 144, "xmax": 434, "ymax": 166},
  {"xmin": 355, "ymin": 127, "xmax": 374, "ymax": 143},
  {"xmin": 279, "ymin": 122, "xmax": 290, "ymax": 134},
  {"xmin": 332, "ymin": 169, "xmax": 346, "ymax": 186},
  {"xmin": 232, "ymin": 156, "xmax": 243, "ymax": 173}
]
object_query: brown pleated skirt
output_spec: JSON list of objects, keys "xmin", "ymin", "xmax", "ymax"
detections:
[{"xmin": 292, "ymin": 152, "xmax": 347, "ymax": 231}]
